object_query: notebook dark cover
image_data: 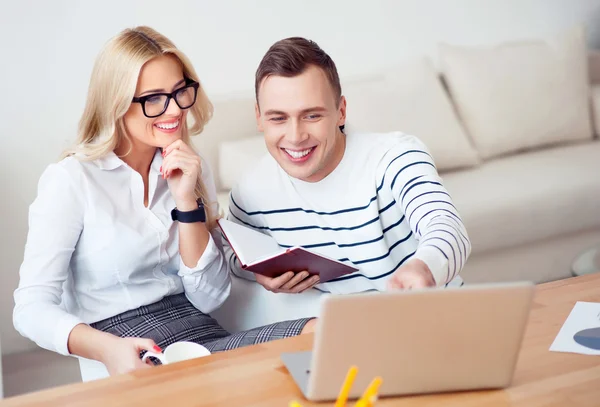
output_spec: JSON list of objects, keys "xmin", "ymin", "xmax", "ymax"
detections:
[{"xmin": 243, "ymin": 247, "xmax": 358, "ymax": 283}]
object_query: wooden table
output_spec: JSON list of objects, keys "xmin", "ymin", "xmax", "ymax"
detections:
[{"xmin": 2, "ymin": 274, "xmax": 599, "ymax": 407}]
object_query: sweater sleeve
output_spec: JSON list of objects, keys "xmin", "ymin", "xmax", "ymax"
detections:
[{"xmin": 383, "ymin": 135, "xmax": 472, "ymax": 285}]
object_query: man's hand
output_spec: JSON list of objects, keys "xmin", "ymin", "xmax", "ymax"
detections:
[
  {"xmin": 387, "ymin": 258, "xmax": 436, "ymax": 290},
  {"xmin": 254, "ymin": 271, "xmax": 320, "ymax": 293}
]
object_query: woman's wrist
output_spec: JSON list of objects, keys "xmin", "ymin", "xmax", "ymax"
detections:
[
  {"xmin": 96, "ymin": 333, "xmax": 122, "ymax": 364},
  {"xmin": 174, "ymin": 198, "xmax": 199, "ymax": 212},
  {"xmin": 68, "ymin": 323, "xmax": 120, "ymax": 363}
]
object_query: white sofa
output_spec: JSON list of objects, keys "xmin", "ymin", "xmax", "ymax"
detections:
[{"xmin": 198, "ymin": 29, "xmax": 600, "ymax": 333}]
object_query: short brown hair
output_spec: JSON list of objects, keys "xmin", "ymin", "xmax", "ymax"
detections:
[{"xmin": 255, "ymin": 37, "xmax": 342, "ymax": 106}]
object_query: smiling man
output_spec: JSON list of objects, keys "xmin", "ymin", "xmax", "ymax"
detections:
[{"xmin": 225, "ymin": 37, "xmax": 471, "ymax": 295}]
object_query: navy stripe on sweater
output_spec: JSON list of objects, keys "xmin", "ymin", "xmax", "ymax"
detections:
[
  {"xmin": 422, "ymin": 227, "xmax": 464, "ymax": 271},
  {"xmin": 231, "ymin": 150, "xmax": 431, "ymax": 217},
  {"xmin": 400, "ymin": 181, "xmax": 443, "ymax": 203},
  {"xmin": 276, "ymin": 215, "xmax": 406, "ymax": 250},
  {"xmin": 415, "ymin": 209, "xmax": 463, "ymax": 235},
  {"xmin": 328, "ymin": 250, "xmax": 416, "ymax": 282},
  {"xmin": 420, "ymin": 236, "xmax": 456, "ymax": 280},
  {"xmin": 390, "ymin": 162, "xmax": 435, "ymax": 191},
  {"xmin": 425, "ymin": 222, "xmax": 468, "ymax": 264},
  {"xmin": 226, "ymin": 230, "xmax": 416, "ymax": 282},
  {"xmin": 407, "ymin": 200, "xmax": 458, "ymax": 225},
  {"xmin": 430, "ymin": 214, "xmax": 470, "ymax": 245},
  {"xmin": 272, "ymin": 229, "xmax": 414, "ymax": 267},
  {"xmin": 404, "ymin": 191, "xmax": 451, "ymax": 212},
  {"xmin": 230, "ymin": 209, "xmax": 381, "ymax": 233}
]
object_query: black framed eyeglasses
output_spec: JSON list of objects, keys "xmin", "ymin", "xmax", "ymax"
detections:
[{"xmin": 132, "ymin": 79, "xmax": 200, "ymax": 118}]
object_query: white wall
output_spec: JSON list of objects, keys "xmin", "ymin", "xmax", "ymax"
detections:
[{"xmin": 0, "ymin": 0, "xmax": 599, "ymax": 355}]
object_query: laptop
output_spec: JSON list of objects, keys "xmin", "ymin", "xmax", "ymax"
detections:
[{"xmin": 281, "ymin": 281, "xmax": 534, "ymax": 401}]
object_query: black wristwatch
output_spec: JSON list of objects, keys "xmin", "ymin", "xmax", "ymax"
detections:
[{"xmin": 171, "ymin": 199, "xmax": 206, "ymax": 223}]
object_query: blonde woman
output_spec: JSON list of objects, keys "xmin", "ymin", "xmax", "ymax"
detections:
[{"xmin": 13, "ymin": 26, "xmax": 314, "ymax": 376}]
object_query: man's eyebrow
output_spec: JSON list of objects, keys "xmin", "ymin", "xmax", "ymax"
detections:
[
  {"xmin": 263, "ymin": 109, "xmax": 288, "ymax": 116},
  {"xmin": 299, "ymin": 106, "xmax": 327, "ymax": 114},
  {"xmin": 138, "ymin": 78, "xmax": 186, "ymax": 97},
  {"xmin": 263, "ymin": 106, "xmax": 327, "ymax": 116}
]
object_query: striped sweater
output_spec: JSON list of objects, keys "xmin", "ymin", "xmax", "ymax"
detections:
[{"xmin": 225, "ymin": 131, "xmax": 471, "ymax": 294}]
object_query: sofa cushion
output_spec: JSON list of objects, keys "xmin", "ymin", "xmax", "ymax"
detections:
[
  {"xmin": 439, "ymin": 27, "xmax": 593, "ymax": 159},
  {"xmin": 442, "ymin": 141, "xmax": 600, "ymax": 255},
  {"xmin": 193, "ymin": 96, "xmax": 258, "ymax": 191},
  {"xmin": 218, "ymin": 136, "xmax": 267, "ymax": 190},
  {"xmin": 343, "ymin": 57, "xmax": 480, "ymax": 172}
]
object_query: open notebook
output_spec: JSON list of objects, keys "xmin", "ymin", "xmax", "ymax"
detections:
[{"xmin": 217, "ymin": 219, "xmax": 358, "ymax": 283}]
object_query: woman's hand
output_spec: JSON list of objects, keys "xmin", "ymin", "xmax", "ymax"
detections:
[
  {"xmin": 162, "ymin": 140, "xmax": 202, "ymax": 211},
  {"xmin": 68, "ymin": 324, "xmax": 162, "ymax": 376},
  {"xmin": 100, "ymin": 336, "xmax": 162, "ymax": 376}
]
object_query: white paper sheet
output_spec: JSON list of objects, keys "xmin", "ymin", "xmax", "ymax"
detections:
[{"xmin": 549, "ymin": 301, "xmax": 600, "ymax": 355}]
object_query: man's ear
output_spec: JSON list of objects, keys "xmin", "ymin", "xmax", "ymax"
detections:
[
  {"xmin": 255, "ymin": 102, "xmax": 264, "ymax": 132},
  {"xmin": 337, "ymin": 96, "xmax": 347, "ymax": 128}
]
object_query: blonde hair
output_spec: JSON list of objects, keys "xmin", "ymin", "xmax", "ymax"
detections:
[{"xmin": 63, "ymin": 26, "xmax": 217, "ymax": 227}]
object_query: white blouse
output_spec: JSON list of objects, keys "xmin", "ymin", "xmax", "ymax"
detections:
[{"xmin": 13, "ymin": 149, "xmax": 231, "ymax": 356}]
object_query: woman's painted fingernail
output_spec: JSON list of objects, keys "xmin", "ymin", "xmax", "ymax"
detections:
[
  {"xmin": 154, "ymin": 345, "xmax": 162, "ymax": 352},
  {"xmin": 159, "ymin": 166, "xmax": 162, "ymax": 173}
]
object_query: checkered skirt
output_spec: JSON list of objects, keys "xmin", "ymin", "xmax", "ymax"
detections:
[{"xmin": 91, "ymin": 293, "xmax": 311, "ymax": 353}]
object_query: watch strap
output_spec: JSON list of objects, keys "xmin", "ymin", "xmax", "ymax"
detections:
[{"xmin": 171, "ymin": 200, "xmax": 206, "ymax": 223}]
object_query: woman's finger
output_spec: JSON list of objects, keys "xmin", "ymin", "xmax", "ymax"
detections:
[
  {"xmin": 163, "ymin": 147, "xmax": 197, "ymax": 161},
  {"xmin": 132, "ymin": 338, "xmax": 162, "ymax": 354},
  {"xmin": 162, "ymin": 155, "xmax": 201, "ymax": 178},
  {"xmin": 162, "ymin": 139, "xmax": 184, "ymax": 157},
  {"xmin": 138, "ymin": 361, "xmax": 153, "ymax": 369},
  {"xmin": 163, "ymin": 148, "xmax": 200, "ymax": 163},
  {"xmin": 131, "ymin": 338, "xmax": 162, "ymax": 367},
  {"xmin": 163, "ymin": 139, "xmax": 195, "ymax": 157},
  {"xmin": 162, "ymin": 149, "xmax": 199, "ymax": 170}
]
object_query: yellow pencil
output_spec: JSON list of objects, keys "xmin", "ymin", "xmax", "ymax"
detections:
[
  {"xmin": 334, "ymin": 365, "xmax": 358, "ymax": 407},
  {"xmin": 357, "ymin": 376, "xmax": 383, "ymax": 407}
]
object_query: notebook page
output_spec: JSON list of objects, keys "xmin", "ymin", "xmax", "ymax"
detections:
[{"xmin": 218, "ymin": 219, "xmax": 283, "ymax": 265}]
